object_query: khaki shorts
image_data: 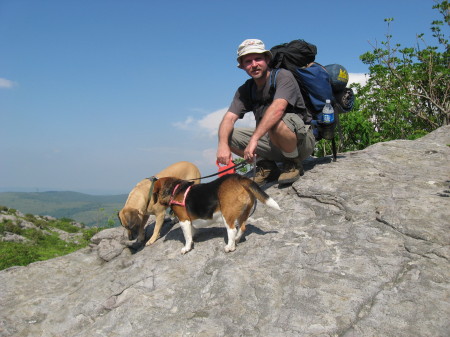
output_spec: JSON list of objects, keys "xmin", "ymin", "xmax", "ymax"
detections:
[{"xmin": 230, "ymin": 113, "xmax": 315, "ymax": 162}]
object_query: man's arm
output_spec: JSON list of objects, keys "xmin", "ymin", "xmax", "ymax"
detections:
[
  {"xmin": 243, "ymin": 98, "xmax": 288, "ymax": 161},
  {"xmin": 217, "ymin": 111, "xmax": 240, "ymax": 165}
]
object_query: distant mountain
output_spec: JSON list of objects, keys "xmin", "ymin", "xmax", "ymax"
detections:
[{"xmin": 0, "ymin": 191, "xmax": 128, "ymax": 227}]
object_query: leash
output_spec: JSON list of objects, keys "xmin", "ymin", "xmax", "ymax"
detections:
[
  {"xmin": 189, "ymin": 161, "xmax": 248, "ymax": 181},
  {"xmin": 144, "ymin": 160, "xmax": 247, "ymax": 190},
  {"xmin": 147, "ymin": 159, "xmax": 251, "ymax": 185}
]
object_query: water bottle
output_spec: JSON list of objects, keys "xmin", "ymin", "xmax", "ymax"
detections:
[{"xmin": 322, "ymin": 99, "xmax": 334, "ymax": 124}]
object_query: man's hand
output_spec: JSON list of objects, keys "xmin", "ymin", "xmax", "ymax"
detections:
[
  {"xmin": 243, "ymin": 98, "xmax": 287, "ymax": 163},
  {"xmin": 217, "ymin": 143, "xmax": 232, "ymax": 165},
  {"xmin": 243, "ymin": 137, "xmax": 258, "ymax": 163},
  {"xmin": 217, "ymin": 111, "xmax": 239, "ymax": 165}
]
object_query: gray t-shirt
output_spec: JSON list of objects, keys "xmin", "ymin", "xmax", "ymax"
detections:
[{"xmin": 228, "ymin": 68, "xmax": 309, "ymax": 125}]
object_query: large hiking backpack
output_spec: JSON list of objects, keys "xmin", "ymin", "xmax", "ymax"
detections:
[{"xmin": 269, "ymin": 39, "xmax": 355, "ymax": 161}]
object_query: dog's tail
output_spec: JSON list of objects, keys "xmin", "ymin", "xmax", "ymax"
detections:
[{"xmin": 241, "ymin": 177, "xmax": 281, "ymax": 210}]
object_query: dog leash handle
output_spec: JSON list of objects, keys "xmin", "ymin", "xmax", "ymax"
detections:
[{"xmin": 216, "ymin": 160, "xmax": 236, "ymax": 177}]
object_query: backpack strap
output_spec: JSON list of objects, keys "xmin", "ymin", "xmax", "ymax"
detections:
[
  {"xmin": 268, "ymin": 68, "xmax": 280, "ymax": 100},
  {"xmin": 248, "ymin": 68, "xmax": 280, "ymax": 106}
]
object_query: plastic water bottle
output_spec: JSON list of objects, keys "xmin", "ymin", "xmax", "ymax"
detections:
[{"xmin": 322, "ymin": 99, "xmax": 334, "ymax": 124}]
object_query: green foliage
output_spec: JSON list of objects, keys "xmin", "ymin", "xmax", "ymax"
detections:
[
  {"xmin": 0, "ymin": 209, "xmax": 112, "ymax": 271},
  {"xmin": 82, "ymin": 227, "xmax": 104, "ymax": 241},
  {"xmin": 51, "ymin": 219, "xmax": 83, "ymax": 233},
  {"xmin": 0, "ymin": 243, "xmax": 40, "ymax": 270},
  {"xmin": 316, "ymin": 1, "xmax": 449, "ymax": 157},
  {"xmin": 232, "ymin": 158, "xmax": 251, "ymax": 174},
  {"xmin": 0, "ymin": 220, "xmax": 23, "ymax": 235},
  {"xmin": 96, "ymin": 207, "xmax": 119, "ymax": 228},
  {"xmin": 358, "ymin": 0, "xmax": 449, "ymax": 137}
]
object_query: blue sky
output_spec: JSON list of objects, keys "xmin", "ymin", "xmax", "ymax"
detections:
[{"xmin": 0, "ymin": 0, "xmax": 443, "ymax": 194}]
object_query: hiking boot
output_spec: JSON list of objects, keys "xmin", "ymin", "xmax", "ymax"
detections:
[
  {"xmin": 278, "ymin": 158, "xmax": 304, "ymax": 185},
  {"xmin": 253, "ymin": 160, "xmax": 280, "ymax": 186}
]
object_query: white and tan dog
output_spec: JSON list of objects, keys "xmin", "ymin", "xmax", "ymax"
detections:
[
  {"xmin": 118, "ymin": 161, "xmax": 201, "ymax": 246},
  {"xmin": 153, "ymin": 173, "xmax": 281, "ymax": 254}
]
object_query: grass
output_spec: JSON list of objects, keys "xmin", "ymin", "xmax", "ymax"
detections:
[{"xmin": 0, "ymin": 207, "xmax": 111, "ymax": 271}]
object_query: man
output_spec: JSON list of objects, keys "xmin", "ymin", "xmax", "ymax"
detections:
[{"xmin": 216, "ymin": 39, "xmax": 315, "ymax": 185}]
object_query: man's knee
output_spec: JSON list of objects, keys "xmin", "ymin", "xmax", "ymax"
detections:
[
  {"xmin": 229, "ymin": 128, "xmax": 253, "ymax": 150},
  {"xmin": 297, "ymin": 129, "xmax": 315, "ymax": 161}
]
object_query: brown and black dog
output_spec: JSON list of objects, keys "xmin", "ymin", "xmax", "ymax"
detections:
[
  {"xmin": 118, "ymin": 161, "xmax": 201, "ymax": 246},
  {"xmin": 153, "ymin": 173, "xmax": 281, "ymax": 254}
]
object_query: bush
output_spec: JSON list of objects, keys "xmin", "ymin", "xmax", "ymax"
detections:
[
  {"xmin": 0, "ymin": 216, "xmax": 110, "ymax": 271},
  {"xmin": 0, "ymin": 242, "xmax": 40, "ymax": 270},
  {"xmin": 51, "ymin": 220, "xmax": 82, "ymax": 233},
  {"xmin": 315, "ymin": 1, "xmax": 449, "ymax": 158},
  {"xmin": 0, "ymin": 220, "xmax": 23, "ymax": 235},
  {"xmin": 357, "ymin": 1, "xmax": 449, "ymax": 138}
]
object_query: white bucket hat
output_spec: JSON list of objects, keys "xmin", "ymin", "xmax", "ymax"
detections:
[{"xmin": 236, "ymin": 39, "xmax": 272, "ymax": 67}]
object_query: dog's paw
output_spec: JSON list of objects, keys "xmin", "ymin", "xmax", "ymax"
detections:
[
  {"xmin": 224, "ymin": 245, "xmax": 236, "ymax": 253},
  {"xmin": 181, "ymin": 247, "xmax": 191, "ymax": 254},
  {"xmin": 145, "ymin": 236, "xmax": 158, "ymax": 246}
]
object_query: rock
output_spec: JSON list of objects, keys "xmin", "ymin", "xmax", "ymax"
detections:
[
  {"xmin": 0, "ymin": 126, "xmax": 449, "ymax": 337},
  {"xmin": 0, "ymin": 214, "xmax": 17, "ymax": 224},
  {"xmin": 90, "ymin": 227, "xmax": 125, "ymax": 244},
  {"xmin": 1, "ymin": 232, "xmax": 29, "ymax": 243},
  {"xmin": 71, "ymin": 221, "xmax": 85, "ymax": 229},
  {"xmin": 41, "ymin": 215, "xmax": 57, "ymax": 221},
  {"xmin": 90, "ymin": 227, "xmax": 128, "ymax": 261},
  {"xmin": 18, "ymin": 220, "xmax": 38, "ymax": 230},
  {"xmin": 50, "ymin": 227, "xmax": 84, "ymax": 244}
]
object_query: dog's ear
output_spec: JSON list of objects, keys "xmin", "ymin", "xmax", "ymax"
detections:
[
  {"xmin": 153, "ymin": 178, "xmax": 171, "ymax": 206},
  {"xmin": 120, "ymin": 208, "xmax": 142, "ymax": 229},
  {"xmin": 152, "ymin": 179, "xmax": 162, "ymax": 205},
  {"xmin": 119, "ymin": 208, "xmax": 143, "ymax": 240},
  {"xmin": 118, "ymin": 210, "xmax": 124, "ymax": 226}
]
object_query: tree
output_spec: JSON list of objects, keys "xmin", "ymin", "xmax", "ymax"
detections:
[
  {"xmin": 315, "ymin": 1, "xmax": 449, "ymax": 158},
  {"xmin": 355, "ymin": 0, "xmax": 449, "ymax": 143}
]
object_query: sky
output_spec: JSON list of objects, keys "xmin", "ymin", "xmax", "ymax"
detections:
[{"xmin": 0, "ymin": 0, "xmax": 444, "ymax": 195}]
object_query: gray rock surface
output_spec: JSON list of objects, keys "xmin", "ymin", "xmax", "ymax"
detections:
[
  {"xmin": 1, "ymin": 232, "xmax": 29, "ymax": 243},
  {"xmin": 1, "ymin": 126, "xmax": 449, "ymax": 337}
]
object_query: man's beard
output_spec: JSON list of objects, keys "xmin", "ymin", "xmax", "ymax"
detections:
[{"xmin": 250, "ymin": 67, "xmax": 268, "ymax": 80}]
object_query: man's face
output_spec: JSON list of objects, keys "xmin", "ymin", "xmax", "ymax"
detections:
[{"xmin": 240, "ymin": 53, "xmax": 269, "ymax": 80}]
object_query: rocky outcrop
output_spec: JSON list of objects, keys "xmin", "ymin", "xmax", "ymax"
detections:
[
  {"xmin": 0, "ymin": 210, "xmax": 84, "ymax": 244},
  {"xmin": 1, "ymin": 126, "xmax": 449, "ymax": 337}
]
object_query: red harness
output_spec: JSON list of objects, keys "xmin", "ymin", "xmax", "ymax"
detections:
[{"xmin": 169, "ymin": 184, "xmax": 192, "ymax": 207}]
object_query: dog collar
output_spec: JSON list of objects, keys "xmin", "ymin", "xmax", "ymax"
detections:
[{"xmin": 169, "ymin": 184, "xmax": 192, "ymax": 207}]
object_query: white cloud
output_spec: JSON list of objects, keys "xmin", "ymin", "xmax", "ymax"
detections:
[
  {"xmin": 173, "ymin": 116, "xmax": 195, "ymax": 130},
  {"xmin": 174, "ymin": 107, "xmax": 256, "ymax": 137},
  {"xmin": 198, "ymin": 108, "xmax": 227, "ymax": 136},
  {"xmin": 348, "ymin": 73, "xmax": 368, "ymax": 86},
  {"xmin": 0, "ymin": 78, "xmax": 17, "ymax": 89},
  {"xmin": 236, "ymin": 113, "xmax": 256, "ymax": 128}
]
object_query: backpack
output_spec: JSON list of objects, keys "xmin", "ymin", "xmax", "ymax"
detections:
[
  {"xmin": 269, "ymin": 39, "xmax": 354, "ymax": 115},
  {"xmin": 268, "ymin": 39, "xmax": 355, "ymax": 161}
]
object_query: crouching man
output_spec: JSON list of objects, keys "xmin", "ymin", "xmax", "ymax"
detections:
[{"xmin": 216, "ymin": 38, "xmax": 315, "ymax": 185}]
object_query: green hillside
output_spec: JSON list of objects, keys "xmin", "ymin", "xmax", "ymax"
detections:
[
  {"xmin": 0, "ymin": 206, "xmax": 111, "ymax": 270},
  {"xmin": 0, "ymin": 191, "xmax": 128, "ymax": 227}
]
